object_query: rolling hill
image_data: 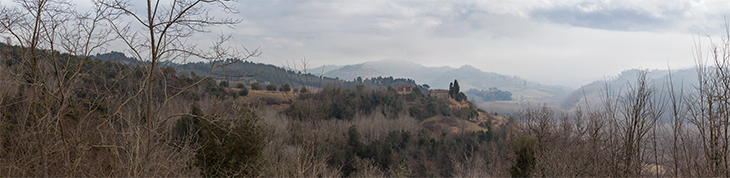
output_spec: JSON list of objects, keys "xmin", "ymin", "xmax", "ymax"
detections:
[
  {"xmin": 321, "ymin": 59, "xmax": 571, "ymax": 103},
  {"xmin": 561, "ymin": 68, "xmax": 697, "ymax": 111}
]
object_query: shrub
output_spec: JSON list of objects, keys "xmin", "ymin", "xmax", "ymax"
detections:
[
  {"xmin": 195, "ymin": 108, "xmax": 268, "ymax": 177},
  {"xmin": 409, "ymin": 106, "xmax": 421, "ymax": 118},
  {"xmin": 412, "ymin": 86, "xmax": 422, "ymax": 96},
  {"xmin": 455, "ymin": 92, "xmax": 467, "ymax": 102},
  {"xmin": 236, "ymin": 83, "xmax": 246, "ymax": 89},
  {"xmin": 266, "ymin": 84, "xmax": 277, "ymax": 91},
  {"xmin": 510, "ymin": 134, "xmax": 536, "ymax": 178},
  {"xmin": 219, "ymin": 80, "xmax": 229, "ymax": 87},
  {"xmin": 300, "ymin": 86, "xmax": 308, "ymax": 93},
  {"xmin": 172, "ymin": 104, "xmax": 203, "ymax": 144},
  {"xmin": 280, "ymin": 84, "xmax": 291, "ymax": 92},
  {"xmin": 441, "ymin": 107, "xmax": 450, "ymax": 116},
  {"xmin": 208, "ymin": 87, "xmax": 224, "ymax": 98},
  {"xmin": 251, "ymin": 82, "xmax": 263, "ymax": 90},
  {"xmin": 238, "ymin": 86, "xmax": 249, "ymax": 96},
  {"xmin": 426, "ymin": 102, "xmax": 438, "ymax": 116}
]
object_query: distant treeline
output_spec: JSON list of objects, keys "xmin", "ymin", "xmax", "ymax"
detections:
[
  {"xmin": 465, "ymin": 88, "xmax": 512, "ymax": 102},
  {"xmin": 344, "ymin": 76, "xmax": 429, "ymax": 92}
]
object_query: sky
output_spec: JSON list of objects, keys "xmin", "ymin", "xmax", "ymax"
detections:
[
  {"xmin": 6, "ymin": 0, "xmax": 728, "ymax": 88},
  {"xmin": 211, "ymin": 0, "xmax": 730, "ymax": 88}
]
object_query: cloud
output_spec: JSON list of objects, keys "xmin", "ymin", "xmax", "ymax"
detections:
[
  {"xmin": 531, "ymin": 4, "xmax": 671, "ymax": 31},
  {"xmin": 529, "ymin": 0, "xmax": 730, "ymax": 34},
  {"xmin": 217, "ymin": 0, "xmax": 717, "ymax": 88},
  {"xmin": 234, "ymin": 0, "xmax": 542, "ymax": 40}
]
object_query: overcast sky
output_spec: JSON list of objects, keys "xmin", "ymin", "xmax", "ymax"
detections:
[{"xmin": 210, "ymin": 0, "xmax": 730, "ymax": 88}]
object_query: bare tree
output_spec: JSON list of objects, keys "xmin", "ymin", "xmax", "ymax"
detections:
[
  {"xmin": 93, "ymin": 0, "xmax": 261, "ymax": 176},
  {"xmin": 614, "ymin": 70, "xmax": 662, "ymax": 176},
  {"xmin": 687, "ymin": 29, "xmax": 730, "ymax": 176},
  {"xmin": 519, "ymin": 103, "xmax": 555, "ymax": 148},
  {"xmin": 664, "ymin": 65, "xmax": 688, "ymax": 176},
  {"xmin": 0, "ymin": 0, "xmax": 118, "ymax": 176}
]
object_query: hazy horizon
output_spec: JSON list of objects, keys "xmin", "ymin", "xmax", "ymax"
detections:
[
  {"xmin": 67, "ymin": 0, "xmax": 730, "ymax": 88},
  {"xmin": 223, "ymin": 0, "xmax": 730, "ymax": 88},
  {"xmin": 295, "ymin": 59, "xmax": 700, "ymax": 89}
]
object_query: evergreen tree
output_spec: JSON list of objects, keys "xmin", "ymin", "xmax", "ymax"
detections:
[
  {"xmin": 449, "ymin": 79, "xmax": 460, "ymax": 99},
  {"xmin": 453, "ymin": 80, "xmax": 460, "ymax": 97},
  {"xmin": 449, "ymin": 82, "xmax": 454, "ymax": 98},
  {"xmin": 511, "ymin": 135, "xmax": 536, "ymax": 177}
]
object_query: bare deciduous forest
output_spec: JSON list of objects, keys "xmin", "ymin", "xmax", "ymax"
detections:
[{"xmin": 2, "ymin": 0, "xmax": 730, "ymax": 177}]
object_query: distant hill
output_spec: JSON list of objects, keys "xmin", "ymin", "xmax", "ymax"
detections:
[
  {"xmin": 308, "ymin": 64, "xmax": 343, "ymax": 75},
  {"xmin": 90, "ymin": 53, "xmax": 569, "ymax": 104},
  {"xmin": 323, "ymin": 59, "xmax": 571, "ymax": 103},
  {"xmin": 177, "ymin": 60, "xmax": 344, "ymax": 89},
  {"xmin": 561, "ymin": 68, "xmax": 697, "ymax": 111},
  {"xmin": 88, "ymin": 52, "xmax": 434, "ymax": 91},
  {"xmin": 91, "ymin": 51, "xmax": 142, "ymax": 65},
  {"xmin": 89, "ymin": 52, "xmax": 341, "ymax": 89}
]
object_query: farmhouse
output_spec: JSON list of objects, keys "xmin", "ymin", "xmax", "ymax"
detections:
[
  {"xmin": 395, "ymin": 85, "xmax": 413, "ymax": 94},
  {"xmin": 431, "ymin": 89, "xmax": 449, "ymax": 98}
]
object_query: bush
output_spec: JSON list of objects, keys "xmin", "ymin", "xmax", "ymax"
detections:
[
  {"xmin": 280, "ymin": 84, "xmax": 291, "ymax": 92},
  {"xmin": 455, "ymin": 92, "xmax": 467, "ymax": 102},
  {"xmin": 195, "ymin": 108, "xmax": 268, "ymax": 177},
  {"xmin": 172, "ymin": 104, "xmax": 203, "ymax": 144},
  {"xmin": 511, "ymin": 134, "xmax": 536, "ymax": 177},
  {"xmin": 219, "ymin": 80, "xmax": 229, "ymax": 87},
  {"xmin": 208, "ymin": 87, "xmax": 224, "ymax": 98},
  {"xmin": 239, "ymin": 86, "xmax": 249, "ymax": 96},
  {"xmin": 426, "ymin": 102, "xmax": 438, "ymax": 116},
  {"xmin": 251, "ymin": 82, "xmax": 263, "ymax": 90},
  {"xmin": 300, "ymin": 86, "xmax": 308, "ymax": 93},
  {"xmin": 409, "ymin": 106, "xmax": 421, "ymax": 118},
  {"xmin": 412, "ymin": 87, "xmax": 422, "ymax": 97},
  {"xmin": 441, "ymin": 107, "xmax": 450, "ymax": 116},
  {"xmin": 266, "ymin": 84, "xmax": 278, "ymax": 91},
  {"xmin": 236, "ymin": 83, "xmax": 246, "ymax": 89}
]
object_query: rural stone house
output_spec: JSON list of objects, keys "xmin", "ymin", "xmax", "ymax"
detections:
[
  {"xmin": 395, "ymin": 84, "xmax": 413, "ymax": 94},
  {"xmin": 431, "ymin": 89, "xmax": 449, "ymax": 98}
]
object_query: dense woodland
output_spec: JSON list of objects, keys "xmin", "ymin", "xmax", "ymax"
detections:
[{"xmin": 4, "ymin": 0, "xmax": 730, "ymax": 177}]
